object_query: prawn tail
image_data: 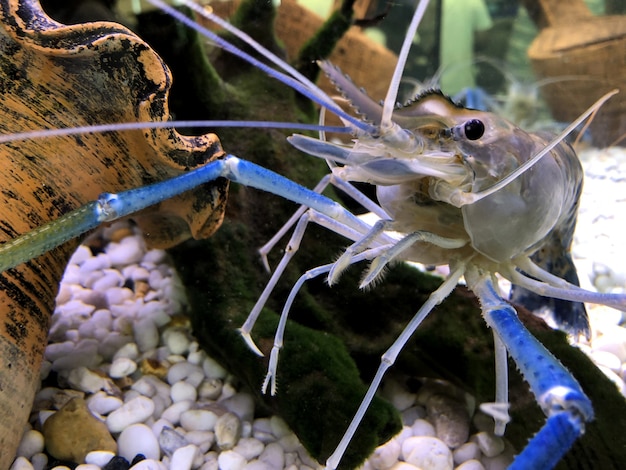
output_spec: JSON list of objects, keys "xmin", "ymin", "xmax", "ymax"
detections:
[{"xmin": 510, "ymin": 246, "xmax": 590, "ymax": 340}]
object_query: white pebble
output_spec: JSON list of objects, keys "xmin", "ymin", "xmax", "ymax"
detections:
[
  {"xmin": 185, "ymin": 370, "xmax": 206, "ymax": 388},
  {"xmin": 411, "ymin": 418, "xmax": 436, "ymax": 437},
  {"xmin": 258, "ymin": 442, "xmax": 285, "ymax": 469},
  {"xmin": 180, "ymin": 409, "xmax": 219, "ymax": 432},
  {"xmin": 167, "ymin": 361, "xmax": 203, "ymax": 385},
  {"xmin": 456, "ymin": 460, "xmax": 485, "ymax": 470},
  {"xmin": 202, "ymin": 356, "xmax": 228, "ymax": 379},
  {"xmin": 99, "ymin": 332, "xmax": 133, "ymax": 359},
  {"xmin": 233, "ymin": 437, "xmax": 265, "ymax": 460},
  {"xmin": 113, "ymin": 342, "xmax": 140, "ymax": 361},
  {"xmin": 15, "ymin": 429, "xmax": 44, "ymax": 459},
  {"xmin": 392, "ymin": 426, "xmax": 414, "ymax": 448},
  {"xmin": 170, "ymin": 381, "xmax": 197, "ymax": 403},
  {"xmin": 592, "ymin": 350, "xmax": 622, "ymax": 372},
  {"xmin": 31, "ymin": 453, "xmax": 47, "ymax": 470},
  {"xmin": 216, "ymin": 412, "xmax": 242, "ymax": 450},
  {"xmin": 68, "ymin": 244, "xmax": 92, "ymax": 265},
  {"xmin": 170, "ymin": 444, "xmax": 199, "ymax": 470},
  {"xmin": 86, "ymin": 392, "xmax": 123, "ymax": 416},
  {"xmin": 382, "ymin": 378, "xmax": 416, "ymax": 411},
  {"xmin": 163, "ymin": 329, "xmax": 191, "ymax": 355},
  {"xmin": 161, "ymin": 400, "xmax": 192, "ymax": 425},
  {"xmin": 453, "ymin": 442, "xmax": 481, "ymax": 465},
  {"xmin": 217, "ymin": 450, "xmax": 246, "ymax": 470},
  {"xmin": 106, "ymin": 396, "xmax": 156, "ymax": 433},
  {"xmin": 389, "ymin": 464, "xmax": 420, "ymax": 470},
  {"xmin": 85, "ymin": 450, "xmax": 116, "ymax": 467},
  {"xmin": 118, "ymin": 423, "xmax": 161, "ymax": 460},
  {"xmin": 66, "ymin": 367, "xmax": 105, "ymax": 393},
  {"xmin": 134, "ymin": 318, "xmax": 159, "ymax": 352},
  {"xmin": 369, "ymin": 438, "xmax": 401, "ymax": 469},
  {"xmin": 9, "ymin": 457, "xmax": 34, "ymax": 470},
  {"xmin": 593, "ymin": 331, "xmax": 626, "ymax": 362},
  {"xmin": 142, "ymin": 375, "xmax": 171, "ymax": 398},
  {"xmin": 83, "ymin": 271, "xmax": 105, "ymax": 289},
  {"xmin": 402, "ymin": 436, "xmax": 453, "ymax": 470},
  {"xmin": 75, "ymin": 464, "xmax": 100, "ymax": 470},
  {"xmin": 110, "ymin": 357, "xmax": 138, "ymax": 378},
  {"xmin": 105, "ymin": 287, "xmax": 134, "ymax": 306},
  {"xmin": 107, "ymin": 236, "xmax": 145, "ymax": 266},
  {"xmin": 44, "ymin": 341, "xmax": 76, "ymax": 362},
  {"xmin": 198, "ymin": 379, "xmax": 223, "ymax": 400},
  {"xmin": 79, "ymin": 253, "xmax": 111, "ymax": 275},
  {"xmin": 401, "ymin": 406, "xmax": 426, "ymax": 426},
  {"xmin": 129, "ymin": 266, "xmax": 151, "ymax": 282},
  {"xmin": 138, "ymin": 302, "xmax": 171, "ymax": 327},
  {"xmin": 131, "ymin": 377, "xmax": 157, "ymax": 398},
  {"xmin": 92, "ymin": 270, "xmax": 124, "ymax": 292},
  {"xmin": 222, "ymin": 393, "xmax": 255, "ymax": 422},
  {"xmin": 472, "ymin": 432, "xmax": 505, "ymax": 458},
  {"xmin": 242, "ymin": 461, "xmax": 274, "ymax": 470},
  {"xmin": 184, "ymin": 430, "xmax": 215, "ymax": 454}
]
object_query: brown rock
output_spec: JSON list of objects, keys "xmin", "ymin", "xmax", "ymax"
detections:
[
  {"xmin": 139, "ymin": 358, "xmax": 169, "ymax": 380},
  {"xmin": 43, "ymin": 397, "xmax": 117, "ymax": 462}
]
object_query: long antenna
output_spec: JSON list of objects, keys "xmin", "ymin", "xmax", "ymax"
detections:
[{"xmin": 380, "ymin": 0, "xmax": 431, "ymax": 129}]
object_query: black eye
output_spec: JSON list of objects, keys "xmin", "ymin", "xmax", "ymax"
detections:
[{"xmin": 464, "ymin": 119, "xmax": 485, "ymax": 140}]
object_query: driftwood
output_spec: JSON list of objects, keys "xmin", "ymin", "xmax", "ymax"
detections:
[
  {"xmin": 522, "ymin": 0, "xmax": 626, "ymax": 146},
  {"xmin": 0, "ymin": 0, "xmax": 227, "ymax": 466}
]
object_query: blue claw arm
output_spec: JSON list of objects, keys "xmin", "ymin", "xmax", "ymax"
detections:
[
  {"xmin": 0, "ymin": 155, "xmax": 363, "ymax": 273},
  {"xmin": 467, "ymin": 268, "xmax": 592, "ymax": 470},
  {"xmin": 510, "ymin": 412, "xmax": 581, "ymax": 470}
]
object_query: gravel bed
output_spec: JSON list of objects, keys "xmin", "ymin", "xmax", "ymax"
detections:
[{"xmin": 9, "ymin": 146, "xmax": 626, "ymax": 470}]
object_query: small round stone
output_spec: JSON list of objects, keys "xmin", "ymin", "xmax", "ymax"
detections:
[
  {"xmin": 118, "ymin": 424, "xmax": 160, "ymax": 461},
  {"xmin": 456, "ymin": 459, "xmax": 486, "ymax": 470},
  {"xmin": 258, "ymin": 442, "xmax": 285, "ymax": 469},
  {"xmin": 233, "ymin": 437, "xmax": 264, "ymax": 460},
  {"xmin": 167, "ymin": 361, "xmax": 203, "ymax": 385},
  {"xmin": 472, "ymin": 432, "xmax": 505, "ymax": 458},
  {"xmin": 109, "ymin": 357, "xmax": 138, "ymax": 379},
  {"xmin": 30, "ymin": 453, "xmax": 48, "ymax": 470},
  {"xmin": 202, "ymin": 356, "xmax": 228, "ymax": 380},
  {"xmin": 180, "ymin": 409, "xmax": 219, "ymax": 432},
  {"xmin": 402, "ymin": 436, "xmax": 453, "ymax": 470},
  {"xmin": 170, "ymin": 381, "xmax": 197, "ymax": 403},
  {"xmin": 368, "ymin": 438, "xmax": 401, "ymax": 469},
  {"xmin": 85, "ymin": 450, "xmax": 116, "ymax": 467},
  {"xmin": 163, "ymin": 329, "xmax": 191, "ymax": 355},
  {"xmin": 215, "ymin": 412, "xmax": 242, "ymax": 450},
  {"xmin": 453, "ymin": 441, "xmax": 481, "ymax": 465},
  {"xmin": 161, "ymin": 401, "xmax": 192, "ymax": 425},
  {"xmin": 410, "ymin": 419, "xmax": 436, "ymax": 437},
  {"xmin": 66, "ymin": 367, "xmax": 105, "ymax": 393},
  {"xmin": 106, "ymin": 396, "xmax": 155, "ymax": 433},
  {"xmin": 15, "ymin": 429, "xmax": 44, "ymax": 459},
  {"xmin": 198, "ymin": 379, "xmax": 223, "ymax": 400},
  {"xmin": 222, "ymin": 393, "xmax": 254, "ymax": 422},
  {"xmin": 8, "ymin": 456, "xmax": 34, "ymax": 470},
  {"xmin": 217, "ymin": 450, "xmax": 246, "ymax": 470},
  {"xmin": 170, "ymin": 444, "xmax": 199, "ymax": 470}
]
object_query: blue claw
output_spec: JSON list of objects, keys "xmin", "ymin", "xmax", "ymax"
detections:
[
  {"xmin": 0, "ymin": 155, "xmax": 364, "ymax": 274},
  {"xmin": 470, "ymin": 270, "xmax": 592, "ymax": 469}
]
